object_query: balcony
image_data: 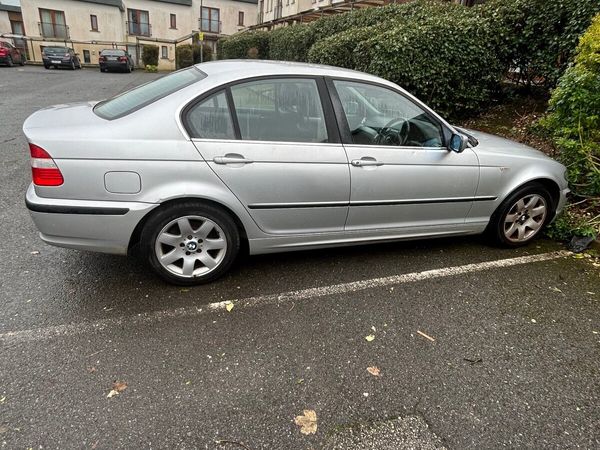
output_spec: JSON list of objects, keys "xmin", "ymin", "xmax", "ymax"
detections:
[
  {"xmin": 126, "ymin": 21, "xmax": 152, "ymax": 37},
  {"xmin": 38, "ymin": 22, "xmax": 69, "ymax": 39},
  {"xmin": 198, "ymin": 18, "xmax": 221, "ymax": 34}
]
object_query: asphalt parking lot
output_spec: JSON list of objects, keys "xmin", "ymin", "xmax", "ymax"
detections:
[{"xmin": 1, "ymin": 65, "xmax": 599, "ymax": 449}]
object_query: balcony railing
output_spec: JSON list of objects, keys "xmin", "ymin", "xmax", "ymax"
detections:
[
  {"xmin": 198, "ymin": 19, "xmax": 221, "ymax": 34},
  {"xmin": 126, "ymin": 21, "xmax": 152, "ymax": 37},
  {"xmin": 38, "ymin": 22, "xmax": 69, "ymax": 39}
]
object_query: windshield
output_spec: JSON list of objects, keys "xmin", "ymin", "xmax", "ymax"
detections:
[
  {"xmin": 94, "ymin": 67, "xmax": 206, "ymax": 120},
  {"xmin": 44, "ymin": 47, "xmax": 69, "ymax": 54}
]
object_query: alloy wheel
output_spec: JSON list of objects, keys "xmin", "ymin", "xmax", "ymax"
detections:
[
  {"xmin": 503, "ymin": 194, "xmax": 547, "ymax": 243},
  {"xmin": 154, "ymin": 215, "xmax": 227, "ymax": 278}
]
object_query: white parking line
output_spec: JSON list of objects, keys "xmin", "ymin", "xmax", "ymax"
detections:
[{"xmin": 0, "ymin": 250, "xmax": 570, "ymax": 344}]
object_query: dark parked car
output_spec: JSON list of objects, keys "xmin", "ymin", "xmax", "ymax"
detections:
[
  {"xmin": 99, "ymin": 49, "xmax": 134, "ymax": 73},
  {"xmin": 0, "ymin": 41, "xmax": 26, "ymax": 67},
  {"xmin": 42, "ymin": 46, "xmax": 81, "ymax": 70}
]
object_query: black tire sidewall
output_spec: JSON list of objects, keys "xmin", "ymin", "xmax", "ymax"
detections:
[
  {"xmin": 141, "ymin": 202, "xmax": 240, "ymax": 285},
  {"xmin": 490, "ymin": 183, "xmax": 553, "ymax": 247}
]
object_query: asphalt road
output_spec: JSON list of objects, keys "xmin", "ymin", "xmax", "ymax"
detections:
[{"xmin": 1, "ymin": 65, "xmax": 599, "ymax": 450}]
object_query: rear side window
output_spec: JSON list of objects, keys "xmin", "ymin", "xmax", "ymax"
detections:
[
  {"xmin": 94, "ymin": 67, "xmax": 206, "ymax": 120},
  {"xmin": 186, "ymin": 91, "xmax": 235, "ymax": 140},
  {"xmin": 230, "ymin": 78, "xmax": 328, "ymax": 143}
]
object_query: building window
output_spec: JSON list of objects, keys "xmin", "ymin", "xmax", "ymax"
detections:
[
  {"xmin": 161, "ymin": 46, "xmax": 168, "ymax": 59},
  {"xmin": 39, "ymin": 8, "xmax": 68, "ymax": 39},
  {"xmin": 127, "ymin": 9, "xmax": 150, "ymax": 36},
  {"xmin": 90, "ymin": 14, "xmax": 98, "ymax": 31},
  {"xmin": 170, "ymin": 14, "xmax": 176, "ymax": 29},
  {"xmin": 83, "ymin": 49, "xmax": 91, "ymax": 63},
  {"xmin": 238, "ymin": 11, "xmax": 244, "ymax": 26},
  {"xmin": 10, "ymin": 20, "xmax": 24, "ymax": 35},
  {"xmin": 200, "ymin": 7, "xmax": 220, "ymax": 33}
]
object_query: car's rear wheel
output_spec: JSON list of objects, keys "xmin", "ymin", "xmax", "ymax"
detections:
[
  {"xmin": 70, "ymin": 61, "xmax": 75, "ymax": 70},
  {"xmin": 141, "ymin": 202, "xmax": 240, "ymax": 285},
  {"xmin": 19, "ymin": 56, "xmax": 25, "ymax": 66},
  {"xmin": 7, "ymin": 56, "xmax": 13, "ymax": 67},
  {"xmin": 488, "ymin": 183, "xmax": 553, "ymax": 247}
]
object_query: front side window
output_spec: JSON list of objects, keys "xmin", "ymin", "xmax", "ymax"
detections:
[
  {"xmin": 231, "ymin": 78, "xmax": 328, "ymax": 143},
  {"xmin": 186, "ymin": 91, "xmax": 235, "ymax": 140},
  {"xmin": 94, "ymin": 67, "xmax": 206, "ymax": 120},
  {"xmin": 333, "ymin": 80, "xmax": 443, "ymax": 148}
]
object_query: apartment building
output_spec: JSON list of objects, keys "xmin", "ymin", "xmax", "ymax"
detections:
[
  {"xmin": 255, "ymin": 0, "xmax": 484, "ymax": 29},
  {"xmin": 17, "ymin": 0, "xmax": 257, "ymax": 69}
]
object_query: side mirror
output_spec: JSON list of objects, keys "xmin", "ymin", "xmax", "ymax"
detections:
[{"xmin": 448, "ymin": 133, "xmax": 468, "ymax": 153}]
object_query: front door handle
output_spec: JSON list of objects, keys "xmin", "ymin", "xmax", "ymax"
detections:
[
  {"xmin": 213, "ymin": 154, "xmax": 253, "ymax": 165},
  {"xmin": 351, "ymin": 157, "xmax": 384, "ymax": 167}
]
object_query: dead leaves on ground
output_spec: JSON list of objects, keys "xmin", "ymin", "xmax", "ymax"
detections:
[
  {"xmin": 366, "ymin": 366, "xmax": 381, "ymax": 377},
  {"xmin": 106, "ymin": 381, "xmax": 128, "ymax": 398},
  {"xmin": 294, "ymin": 409, "xmax": 317, "ymax": 435}
]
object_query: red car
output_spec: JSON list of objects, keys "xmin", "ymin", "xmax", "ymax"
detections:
[{"xmin": 0, "ymin": 41, "xmax": 26, "ymax": 67}]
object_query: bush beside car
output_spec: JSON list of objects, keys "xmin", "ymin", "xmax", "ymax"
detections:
[
  {"xmin": 220, "ymin": 31, "xmax": 270, "ymax": 59},
  {"xmin": 142, "ymin": 44, "xmax": 159, "ymax": 67}
]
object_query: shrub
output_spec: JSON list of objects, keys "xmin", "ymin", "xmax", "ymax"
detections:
[
  {"xmin": 308, "ymin": 25, "xmax": 379, "ymax": 68},
  {"xmin": 480, "ymin": 0, "xmax": 600, "ymax": 88},
  {"xmin": 220, "ymin": 31, "xmax": 270, "ymax": 59},
  {"xmin": 145, "ymin": 64, "xmax": 158, "ymax": 73},
  {"xmin": 269, "ymin": 24, "xmax": 315, "ymax": 61},
  {"xmin": 176, "ymin": 45, "xmax": 194, "ymax": 69},
  {"xmin": 141, "ymin": 44, "xmax": 159, "ymax": 66},
  {"xmin": 354, "ymin": 8, "xmax": 503, "ymax": 119},
  {"xmin": 216, "ymin": 37, "xmax": 227, "ymax": 60},
  {"xmin": 192, "ymin": 44, "xmax": 212, "ymax": 63},
  {"xmin": 541, "ymin": 14, "xmax": 600, "ymax": 200}
]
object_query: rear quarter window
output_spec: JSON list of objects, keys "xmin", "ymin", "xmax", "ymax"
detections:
[{"xmin": 94, "ymin": 67, "xmax": 206, "ymax": 120}]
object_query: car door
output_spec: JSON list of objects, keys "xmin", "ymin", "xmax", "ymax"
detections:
[
  {"xmin": 328, "ymin": 78, "xmax": 480, "ymax": 232},
  {"xmin": 185, "ymin": 77, "xmax": 350, "ymax": 235}
]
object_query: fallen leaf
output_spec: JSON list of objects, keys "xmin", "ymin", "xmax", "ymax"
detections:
[
  {"xmin": 113, "ymin": 381, "xmax": 127, "ymax": 392},
  {"xmin": 106, "ymin": 389, "xmax": 119, "ymax": 398},
  {"xmin": 371, "ymin": 326, "xmax": 376, "ymax": 332},
  {"xmin": 367, "ymin": 366, "xmax": 381, "ymax": 377},
  {"xmin": 179, "ymin": 288, "xmax": 190, "ymax": 293},
  {"xmin": 30, "ymin": 251, "xmax": 40, "ymax": 255},
  {"xmin": 365, "ymin": 335, "xmax": 375, "ymax": 342},
  {"xmin": 0, "ymin": 396, "xmax": 5, "ymax": 404},
  {"xmin": 550, "ymin": 286, "xmax": 563, "ymax": 293},
  {"xmin": 87, "ymin": 367, "xmax": 96, "ymax": 373},
  {"xmin": 531, "ymin": 318, "xmax": 537, "ymax": 323},
  {"xmin": 417, "ymin": 330, "xmax": 435, "ymax": 342},
  {"xmin": 294, "ymin": 409, "xmax": 317, "ymax": 435},
  {"xmin": 297, "ymin": 378, "xmax": 304, "ymax": 384},
  {"xmin": 107, "ymin": 381, "xmax": 127, "ymax": 398},
  {"xmin": 225, "ymin": 301, "xmax": 234, "ymax": 312}
]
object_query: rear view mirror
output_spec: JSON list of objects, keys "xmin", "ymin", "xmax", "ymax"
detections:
[{"xmin": 448, "ymin": 133, "xmax": 468, "ymax": 153}]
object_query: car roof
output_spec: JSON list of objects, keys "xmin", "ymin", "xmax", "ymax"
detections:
[{"xmin": 195, "ymin": 60, "xmax": 392, "ymax": 86}]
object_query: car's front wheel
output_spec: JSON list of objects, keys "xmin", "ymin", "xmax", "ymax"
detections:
[
  {"xmin": 489, "ymin": 183, "xmax": 553, "ymax": 247},
  {"xmin": 141, "ymin": 202, "xmax": 240, "ymax": 285}
]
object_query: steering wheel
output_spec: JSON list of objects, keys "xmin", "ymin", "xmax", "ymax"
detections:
[{"xmin": 375, "ymin": 118, "xmax": 411, "ymax": 146}]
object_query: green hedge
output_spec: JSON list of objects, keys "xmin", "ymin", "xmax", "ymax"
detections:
[
  {"xmin": 541, "ymin": 14, "xmax": 600, "ymax": 200},
  {"xmin": 269, "ymin": 24, "xmax": 316, "ymax": 61},
  {"xmin": 480, "ymin": 0, "xmax": 600, "ymax": 88},
  {"xmin": 220, "ymin": 31, "xmax": 270, "ymax": 59},
  {"xmin": 354, "ymin": 8, "xmax": 502, "ymax": 118},
  {"xmin": 176, "ymin": 44, "xmax": 212, "ymax": 68},
  {"xmin": 307, "ymin": 25, "xmax": 378, "ymax": 69},
  {"xmin": 141, "ymin": 44, "xmax": 159, "ymax": 66}
]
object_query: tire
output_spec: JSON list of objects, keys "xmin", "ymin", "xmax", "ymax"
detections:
[
  {"xmin": 7, "ymin": 56, "xmax": 13, "ymax": 67},
  {"xmin": 126, "ymin": 64, "xmax": 132, "ymax": 73},
  {"xmin": 488, "ymin": 183, "xmax": 553, "ymax": 247},
  {"xmin": 44, "ymin": 65, "xmax": 50, "ymax": 69},
  {"xmin": 141, "ymin": 202, "xmax": 240, "ymax": 285},
  {"xmin": 100, "ymin": 67, "xmax": 105, "ymax": 72},
  {"xmin": 19, "ymin": 57, "xmax": 25, "ymax": 66},
  {"xmin": 70, "ymin": 61, "xmax": 75, "ymax": 70}
]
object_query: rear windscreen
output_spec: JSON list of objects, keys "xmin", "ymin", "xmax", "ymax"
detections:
[
  {"xmin": 101, "ymin": 50, "xmax": 125, "ymax": 56},
  {"xmin": 93, "ymin": 67, "xmax": 206, "ymax": 120},
  {"xmin": 44, "ymin": 47, "xmax": 68, "ymax": 53}
]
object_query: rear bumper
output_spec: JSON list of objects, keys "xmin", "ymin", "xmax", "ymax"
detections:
[
  {"xmin": 25, "ymin": 184, "xmax": 157, "ymax": 255},
  {"xmin": 0, "ymin": 56, "xmax": 10, "ymax": 64},
  {"xmin": 43, "ymin": 58, "xmax": 73, "ymax": 67},
  {"xmin": 100, "ymin": 61, "xmax": 128, "ymax": 70}
]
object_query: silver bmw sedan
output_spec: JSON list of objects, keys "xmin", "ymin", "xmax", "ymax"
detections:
[{"xmin": 24, "ymin": 60, "xmax": 569, "ymax": 285}]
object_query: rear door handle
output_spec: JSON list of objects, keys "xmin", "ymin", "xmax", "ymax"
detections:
[
  {"xmin": 213, "ymin": 154, "xmax": 253, "ymax": 165},
  {"xmin": 351, "ymin": 157, "xmax": 384, "ymax": 167}
]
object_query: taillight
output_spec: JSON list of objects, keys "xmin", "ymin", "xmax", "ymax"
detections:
[
  {"xmin": 99, "ymin": 56, "xmax": 105, "ymax": 62},
  {"xmin": 30, "ymin": 143, "xmax": 64, "ymax": 186},
  {"xmin": 118, "ymin": 56, "xmax": 127, "ymax": 62},
  {"xmin": 0, "ymin": 48, "xmax": 6, "ymax": 56}
]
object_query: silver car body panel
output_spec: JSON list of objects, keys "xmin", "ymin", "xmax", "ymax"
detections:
[{"xmin": 23, "ymin": 60, "xmax": 569, "ymax": 256}]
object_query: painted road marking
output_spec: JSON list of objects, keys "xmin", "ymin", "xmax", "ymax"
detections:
[{"xmin": 0, "ymin": 250, "xmax": 570, "ymax": 344}]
